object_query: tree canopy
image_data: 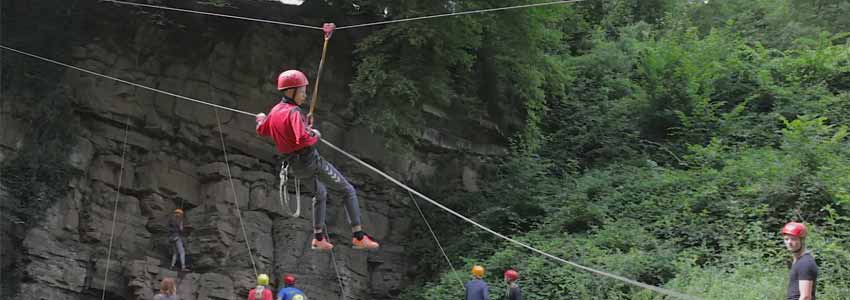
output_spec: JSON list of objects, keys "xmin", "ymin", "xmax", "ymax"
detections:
[{"xmin": 342, "ymin": 0, "xmax": 850, "ymax": 299}]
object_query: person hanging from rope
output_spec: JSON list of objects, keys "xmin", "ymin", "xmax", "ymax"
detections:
[
  {"xmin": 503, "ymin": 269, "xmax": 522, "ymax": 300},
  {"xmin": 465, "ymin": 265, "xmax": 490, "ymax": 300},
  {"xmin": 255, "ymin": 69, "xmax": 379, "ymax": 251},
  {"xmin": 249, "ymin": 274, "xmax": 274, "ymax": 300},
  {"xmin": 276, "ymin": 274, "xmax": 306, "ymax": 300},
  {"xmin": 782, "ymin": 222, "xmax": 818, "ymax": 300},
  {"xmin": 168, "ymin": 208, "xmax": 190, "ymax": 271}
]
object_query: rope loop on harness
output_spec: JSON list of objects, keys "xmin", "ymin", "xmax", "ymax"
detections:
[{"xmin": 279, "ymin": 161, "xmax": 302, "ymax": 217}]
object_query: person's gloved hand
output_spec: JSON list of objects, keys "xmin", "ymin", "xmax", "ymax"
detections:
[
  {"xmin": 255, "ymin": 113, "xmax": 267, "ymax": 123},
  {"xmin": 311, "ymin": 128, "xmax": 322, "ymax": 139}
]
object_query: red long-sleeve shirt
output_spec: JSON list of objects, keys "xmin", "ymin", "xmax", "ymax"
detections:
[{"xmin": 256, "ymin": 101, "xmax": 318, "ymax": 154}]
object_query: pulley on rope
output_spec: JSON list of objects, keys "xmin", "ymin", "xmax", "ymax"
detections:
[{"xmin": 306, "ymin": 23, "xmax": 335, "ymax": 126}]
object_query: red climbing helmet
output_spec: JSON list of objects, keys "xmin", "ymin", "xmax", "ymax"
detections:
[
  {"xmin": 277, "ymin": 70, "xmax": 309, "ymax": 91},
  {"xmin": 504, "ymin": 269, "xmax": 519, "ymax": 282},
  {"xmin": 284, "ymin": 274, "xmax": 296, "ymax": 285},
  {"xmin": 781, "ymin": 222, "xmax": 807, "ymax": 238}
]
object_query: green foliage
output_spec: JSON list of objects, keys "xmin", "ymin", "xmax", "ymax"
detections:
[
  {"xmin": 652, "ymin": 260, "xmax": 787, "ymax": 300},
  {"xmin": 689, "ymin": 0, "xmax": 850, "ymax": 50},
  {"xmin": 349, "ymin": 0, "xmax": 576, "ymax": 150},
  {"xmin": 0, "ymin": 90, "xmax": 78, "ymax": 226},
  {"xmin": 393, "ymin": 1, "xmax": 850, "ymax": 297}
]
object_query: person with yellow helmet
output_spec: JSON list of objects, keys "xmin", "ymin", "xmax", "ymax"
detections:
[
  {"xmin": 248, "ymin": 274, "xmax": 274, "ymax": 300},
  {"xmin": 465, "ymin": 265, "xmax": 490, "ymax": 300},
  {"xmin": 168, "ymin": 208, "xmax": 189, "ymax": 271}
]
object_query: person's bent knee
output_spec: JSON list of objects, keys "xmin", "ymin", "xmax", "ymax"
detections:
[{"xmin": 342, "ymin": 183, "xmax": 356, "ymax": 194}]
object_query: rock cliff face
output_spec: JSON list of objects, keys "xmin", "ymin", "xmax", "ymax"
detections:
[{"xmin": 1, "ymin": 1, "xmax": 511, "ymax": 299}]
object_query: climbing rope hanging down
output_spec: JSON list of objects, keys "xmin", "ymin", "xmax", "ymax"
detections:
[
  {"xmin": 408, "ymin": 191, "xmax": 465, "ymax": 290},
  {"xmin": 214, "ymin": 109, "xmax": 259, "ymax": 277},
  {"xmin": 325, "ymin": 223, "xmax": 346, "ymax": 300},
  {"xmin": 101, "ymin": 118, "xmax": 130, "ymax": 300},
  {"xmin": 0, "ymin": 45, "xmax": 703, "ymax": 300}
]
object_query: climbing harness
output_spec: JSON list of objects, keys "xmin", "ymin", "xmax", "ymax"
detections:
[{"xmin": 278, "ymin": 161, "xmax": 302, "ymax": 218}]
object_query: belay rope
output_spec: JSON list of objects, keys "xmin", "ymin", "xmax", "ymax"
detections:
[{"xmin": 278, "ymin": 161, "xmax": 303, "ymax": 218}]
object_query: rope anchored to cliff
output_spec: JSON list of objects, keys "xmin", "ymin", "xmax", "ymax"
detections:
[
  {"xmin": 101, "ymin": 0, "xmax": 586, "ymax": 32},
  {"xmin": 214, "ymin": 109, "xmax": 259, "ymax": 278},
  {"xmin": 101, "ymin": 117, "xmax": 130, "ymax": 300},
  {"xmin": 0, "ymin": 44, "xmax": 704, "ymax": 300}
]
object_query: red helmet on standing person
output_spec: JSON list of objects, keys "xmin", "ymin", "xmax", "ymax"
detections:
[
  {"xmin": 504, "ymin": 269, "xmax": 519, "ymax": 282},
  {"xmin": 284, "ymin": 274, "xmax": 296, "ymax": 285},
  {"xmin": 781, "ymin": 222, "xmax": 807, "ymax": 238},
  {"xmin": 277, "ymin": 70, "xmax": 309, "ymax": 91}
]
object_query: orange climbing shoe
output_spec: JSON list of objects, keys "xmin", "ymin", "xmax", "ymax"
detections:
[
  {"xmin": 352, "ymin": 235, "xmax": 379, "ymax": 250},
  {"xmin": 311, "ymin": 238, "xmax": 334, "ymax": 251}
]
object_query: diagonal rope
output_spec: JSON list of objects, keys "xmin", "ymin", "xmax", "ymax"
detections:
[
  {"xmin": 2, "ymin": 45, "xmax": 703, "ymax": 300},
  {"xmin": 335, "ymin": 0, "xmax": 585, "ymax": 30},
  {"xmin": 214, "ymin": 109, "xmax": 259, "ymax": 277},
  {"xmin": 407, "ymin": 191, "xmax": 464, "ymax": 290},
  {"xmin": 0, "ymin": 45, "xmax": 252, "ymax": 116},
  {"xmin": 102, "ymin": 0, "xmax": 323, "ymax": 30},
  {"xmin": 101, "ymin": 118, "xmax": 130, "ymax": 300},
  {"xmin": 318, "ymin": 139, "xmax": 702, "ymax": 300}
]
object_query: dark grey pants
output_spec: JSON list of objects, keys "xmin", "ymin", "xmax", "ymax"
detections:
[
  {"xmin": 286, "ymin": 147, "xmax": 361, "ymax": 230},
  {"xmin": 170, "ymin": 236, "xmax": 185, "ymax": 268}
]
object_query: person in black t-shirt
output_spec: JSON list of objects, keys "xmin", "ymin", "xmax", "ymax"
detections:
[
  {"xmin": 781, "ymin": 222, "xmax": 817, "ymax": 300},
  {"xmin": 503, "ymin": 269, "xmax": 522, "ymax": 300}
]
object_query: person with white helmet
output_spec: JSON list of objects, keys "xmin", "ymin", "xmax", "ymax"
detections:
[
  {"xmin": 503, "ymin": 269, "xmax": 522, "ymax": 300},
  {"xmin": 248, "ymin": 274, "xmax": 274, "ymax": 300},
  {"xmin": 465, "ymin": 265, "xmax": 490, "ymax": 300},
  {"xmin": 781, "ymin": 222, "xmax": 818, "ymax": 300},
  {"xmin": 256, "ymin": 70, "xmax": 379, "ymax": 252}
]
